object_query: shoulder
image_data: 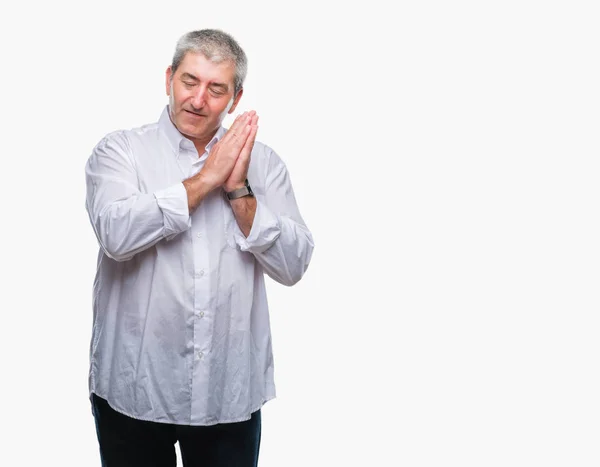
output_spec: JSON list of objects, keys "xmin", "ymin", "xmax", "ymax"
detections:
[
  {"xmin": 87, "ymin": 130, "xmax": 131, "ymax": 170},
  {"xmin": 251, "ymin": 140, "xmax": 286, "ymax": 171},
  {"xmin": 248, "ymin": 140, "xmax": 291, "ymax": 191},
  {"xmin": 92, "ymin": 129, "xmax": 127, "ymax": 152},
  {"xmin": 126, "ymin": 121, "xmax": 161, "ymax": 146},
  {"xmin": 89, "ymin": 121, "xmax": 160, "ymax": 162},
  {"xmin": 103, "ymin": 121, "xmax": 161, "ymax": 148}
]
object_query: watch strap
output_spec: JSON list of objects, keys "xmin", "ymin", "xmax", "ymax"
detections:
[{"xmin": 226, "ymin": 181, "xmax": 254, "ymax": 200}]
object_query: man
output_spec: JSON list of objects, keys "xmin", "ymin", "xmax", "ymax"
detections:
[{"xmin": 85, "ymin": 29, "xmax": 314, "ymax": 466}]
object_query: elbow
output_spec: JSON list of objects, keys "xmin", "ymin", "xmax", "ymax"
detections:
[
  {"xmin": 264, "ymin": 259, "xmax": 308, "ymax": 287},
  {"xmin": 93, "ymin": 218, "xmax": 135, "ymax": 262},
  {"xmin": 279, "ymin": 274, "xmax": 302, "ymax": 287},
  {"xmin": 278, "ymin": 253, "xmax": 313, "ymax": 287},
  {"xmin": 98, "ymin": 235, "xmax": 135, "ymax": 262},
  {"xmin": 282, "ymin": 239, "xmax": 314, "ymax": 286},
  {"xmin": 279, "ymin": 264, "xmax": 310, "ymax": 287},
  {"xmin": 103, "ymin": 246, "xmax": 134, "ymax": 262}
]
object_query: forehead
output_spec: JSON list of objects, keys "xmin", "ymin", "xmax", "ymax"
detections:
[{"xmin": 177, "ymin": 52, "xmax": 235, "ymax": 85}]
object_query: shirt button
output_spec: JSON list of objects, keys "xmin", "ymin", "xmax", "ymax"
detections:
[
  {"xmin": 197, "ymin": 311, "xmax": 204, "ymax": 318},
  {"xmin": 197, "ymin": 351, "xmax": 204, "ymax": 359},
  {"xmin": 197, "ymin": 270, "xmax": 205, "ymax": 277},
  {"xmin": 196, "ymin": 233, "xmax": 202, "ymax": 239}
]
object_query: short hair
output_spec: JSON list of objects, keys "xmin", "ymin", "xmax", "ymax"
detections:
[{"xmin": 171, "ymin": 29, "xmax": 247, "ymax": 98}]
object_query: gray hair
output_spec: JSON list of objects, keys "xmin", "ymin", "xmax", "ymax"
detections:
[{"xmin": 171, "ymin": 29, "xmax": 247, "ymax": 98}]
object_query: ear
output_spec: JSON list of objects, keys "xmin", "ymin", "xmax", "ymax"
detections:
[
  {"xmin": 228, "ymin": 88, "xmax": 244, "ymax": 114},
  {"xmin": 165, "ymin": 66, "xmax": 173, "ymax": 96}
]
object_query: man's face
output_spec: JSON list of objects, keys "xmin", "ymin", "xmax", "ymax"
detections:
[{"xmin": 165, "ymin": 52, "xmax": 243, "ymax": 144}]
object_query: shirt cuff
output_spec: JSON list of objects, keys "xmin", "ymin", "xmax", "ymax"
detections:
[
  {"xmin": 233, "ymin": 199, "xmax": 281, "ymax": 253},
  {"xmin": 154, "ymin": 183, "xmax": 191, "ymax": 240}
]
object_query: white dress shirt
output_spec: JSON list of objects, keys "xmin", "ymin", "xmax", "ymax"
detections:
[{"xmin": 85, "ymin": 106, "xmax": 314, "ymax": 425}]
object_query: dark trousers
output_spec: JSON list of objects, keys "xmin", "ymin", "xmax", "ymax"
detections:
[{"xmin": 91, "ymin": 393, "xmax": 261, "ymax": 467}]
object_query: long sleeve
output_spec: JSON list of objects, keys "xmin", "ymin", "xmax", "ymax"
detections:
[
  {"xmin": 232, "ymin": 148, "xmax": 314, "ymax": 286},
  {"xmin": 85, "ymin": 132, "xmax": 191, "ymax": 262}
]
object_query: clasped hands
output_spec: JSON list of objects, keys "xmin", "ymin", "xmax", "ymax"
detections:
[{"xmin": 200, "ymin": 111, "xmax": 259, "ymax": 194}]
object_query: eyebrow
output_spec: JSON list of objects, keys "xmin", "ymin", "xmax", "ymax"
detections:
[
  {"xmin": 180, "ymin": 72, "xmax": 229, "ymax": 90},
  {"xmin": 181, "ymin": 72, "xmax": 199, "ymax": 82}
]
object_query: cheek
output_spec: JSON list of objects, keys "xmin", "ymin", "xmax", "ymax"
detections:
[
  {"xmin": 169, "ymin": 85, "xmax": 181, "ymax": 108},
  {"xmin": 171, "ymin": 85, "xmax": 189, "ymax": 104}
]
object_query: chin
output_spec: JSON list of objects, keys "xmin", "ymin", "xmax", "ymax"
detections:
[{"xmin": 178, "ymin": 119, "xmax": 201, "ymax": 134}]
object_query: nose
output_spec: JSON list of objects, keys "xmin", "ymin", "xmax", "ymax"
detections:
[{"xmin": 190, "ymin": 87, "xmax": 207, "ymax": 110}]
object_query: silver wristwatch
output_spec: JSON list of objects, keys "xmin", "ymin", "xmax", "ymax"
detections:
[{"xmin": 226, "ymin": 179, "xmax": 254, "ymax": 200}]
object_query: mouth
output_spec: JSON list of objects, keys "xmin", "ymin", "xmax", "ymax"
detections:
[{"xmin": 184, "ymin": 110, "xmax": 205, "ymax": 118}]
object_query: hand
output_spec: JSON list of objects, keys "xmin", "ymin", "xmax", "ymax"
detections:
[
  {"xmin": 223, "ymin": 112, "xmax": 259, "ymax": 193},
  {"xmin": 197, "ymin": 112, "xmax": 253, "ymax": 192}
]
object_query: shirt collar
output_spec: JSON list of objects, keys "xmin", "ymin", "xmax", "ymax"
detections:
[
  {"xmin": 159, "ymin": 105, "xmax": 227, "ymax": 158},
  {"xmin": 206, "ymin": 126, "xmax": 227, "ymax": 154}
]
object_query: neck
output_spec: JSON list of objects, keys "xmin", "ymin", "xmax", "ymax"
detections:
[{"xmin": 188, "ymin": 130, "xmax": 217, "ymax": 156}]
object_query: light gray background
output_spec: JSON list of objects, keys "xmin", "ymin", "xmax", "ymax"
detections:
[{"xmin": 0, "ymin": 1, "xmax": 598, "ymax": 466}]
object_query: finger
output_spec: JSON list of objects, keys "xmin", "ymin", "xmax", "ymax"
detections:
[
  {"xmin": 230, "ymin": 111, "xmax": 247, "ymax": 130},
  {"xmin": 236, "ymin": 114, "xmax": 258, "ymax": 145},
  {"xmin": 215, "ymin": 113, "xmax": 243, "ymax": 148},
  {"xmin": 222, "ymin": 112, "xmax": 250, "ymax": 144},
  {"xmin": 222, "ymin": 125, "xmax": 251, "ymax": 157},
  {"xmin": 238, "ymin": 124, "xmax": 258, "ymax": 161},
  {"xmin": 230, "ymin": 111, "xmax": 255, "ymax": 135},
  {"xmin": 219, "ymin": 112, "xmax": 247, "ymax": 144}
]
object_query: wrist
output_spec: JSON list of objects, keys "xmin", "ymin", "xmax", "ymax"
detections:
[
  {"xmin": 183, "ymin": 173, "xmax": 213, "ymax": 212},
  {"xmin": 225, "ymin": 179, "xmax": 254, "ymax": 201},
  {"xmin": 223, "ymin": 181, "xmax": 247, "ymax": 193}
]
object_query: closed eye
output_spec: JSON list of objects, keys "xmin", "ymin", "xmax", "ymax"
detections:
[{"xmin": 209, "ymin": 88, "xmax": 225, "ymax": 96}]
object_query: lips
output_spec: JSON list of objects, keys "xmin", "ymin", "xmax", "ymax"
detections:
[{"xmin": 185, "ymin": 110, "xmax": 205, "ymax": 118}]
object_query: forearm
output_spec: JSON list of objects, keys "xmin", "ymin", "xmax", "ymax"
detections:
[
  {"xmin": 87, "ymin": 183, "xmax": 190, "ymax": 262},
  {"xmin": 230, "ymin": 150, "xmax": 314, "ymax": 285},
  {"xmin": 251, "ymin": 217, "xmax": 314, "ymax": 286},
  {"xmin": 231, "ymin": 199, "xmax": 314, "ymax": 286},
  {"xmin": 228, "ymin": 196, "xmax": 257, "ymax": 237}
]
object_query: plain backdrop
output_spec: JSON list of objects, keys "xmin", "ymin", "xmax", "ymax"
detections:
[{"xmin": 0, "ymin": 1, "xmax": 599, "ymax": 466}]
